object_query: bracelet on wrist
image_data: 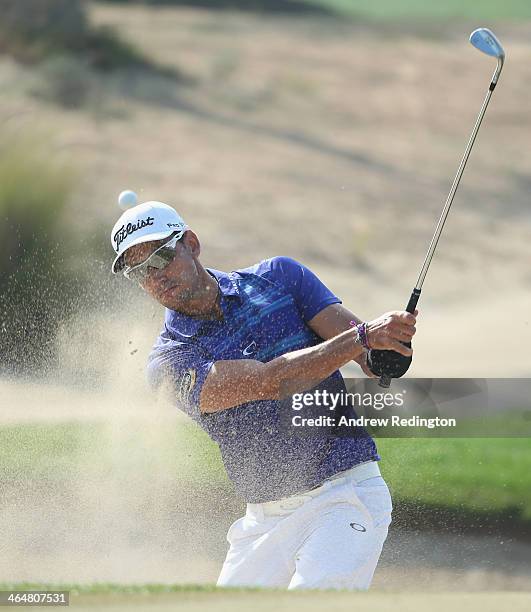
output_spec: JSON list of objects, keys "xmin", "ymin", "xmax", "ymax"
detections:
[{"xmin": 349, "ymin": 320, "xmax": 371, "ymax": 350}]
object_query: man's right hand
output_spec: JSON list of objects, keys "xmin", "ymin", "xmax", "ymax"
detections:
[{"xmin": 365, "ymin": 310, "xmax": 417, "ymax": 357}]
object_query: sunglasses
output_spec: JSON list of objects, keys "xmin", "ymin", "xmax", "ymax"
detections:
[{"xmin": 123, "ymin": 233, "xmax": 183, "ymax": 283}]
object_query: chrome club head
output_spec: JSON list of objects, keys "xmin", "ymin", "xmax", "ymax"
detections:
[
  {"xmin": 469, "ymin": 28, "xmax": 505, "ymax": 85},
  {"xmin": 470, "ymin": 28, "xmax": 505, "ymax": 59}
]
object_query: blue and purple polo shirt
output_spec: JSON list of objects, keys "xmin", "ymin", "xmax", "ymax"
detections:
[{"xmin": 147, "ymin": 256, "xmax": 379, "ymax": 503}]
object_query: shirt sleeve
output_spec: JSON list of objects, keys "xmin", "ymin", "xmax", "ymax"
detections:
[
  {"xmin": 261, "ymin": 256, "xmax": 342, "ymax": 322},
  {"xmin": 147, "ymin": 336, "xmax": 215, "ymax": 420}
]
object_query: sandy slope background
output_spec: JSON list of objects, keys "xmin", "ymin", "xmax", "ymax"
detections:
[{"xmin": 1, "ymin": 0, "xmax": 530, "ymax": 604}]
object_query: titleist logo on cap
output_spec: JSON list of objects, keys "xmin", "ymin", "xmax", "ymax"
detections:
[{"xmin": 113, "ymin": 216, "xmax": 155, "ymax": 249}]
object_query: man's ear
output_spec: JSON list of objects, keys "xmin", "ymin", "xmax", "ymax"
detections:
[{"xmin": 182, "ymin": 230, "xmax": 201, "ymax": 257}]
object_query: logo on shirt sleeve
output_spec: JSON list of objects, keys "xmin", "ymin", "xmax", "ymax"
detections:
[
  {"xmin": 178, "ymin": 369, "xmax": 196, "ymax": 404},
  {"xmin": 242, "ymin": 340, "xmax": 257, "ymax": 356}
]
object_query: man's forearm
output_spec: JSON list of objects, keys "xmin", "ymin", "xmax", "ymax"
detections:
[
  {"xmin": 263, "ymin": 327, "xmax": 363, "ymax": 399},
  {"xmin": 199, "ymin": 310, "xmax": 415, "ymax": 413}
]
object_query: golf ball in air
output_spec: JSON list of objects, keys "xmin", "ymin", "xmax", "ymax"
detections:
[{"xmin": 118, "ymin": 190, "xmax": 138, "ymax": 210}]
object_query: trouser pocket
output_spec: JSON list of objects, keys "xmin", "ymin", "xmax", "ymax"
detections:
[{"xmin": 352, "ymin": 476, "xmax": 393, "ymax": 530}]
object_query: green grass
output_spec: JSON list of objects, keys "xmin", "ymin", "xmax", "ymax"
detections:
[
  {"xmin": 0, "ymin": 584, "xmax": 529, "ymax": 612},
  {"xmin": 1, "ymin": 423, "xmax": 530, "ymax": 519},
  {"xmin": 0, "ymin": 422, "xmax": 103, "ymax": 479},
  {"xmin": 378, "ymin": 438, "xmax": 531, "ymax": 518},
  {"xmin": 310, "ymin": 0, "xmax": 531, "ymax": 20},
  {"xmin": 0, "ymin": 582, "xmax": 224, "ymax": 594},
  {"xmin": 0, "ymin": 421, "xmax": 227, "ymax": 485}
]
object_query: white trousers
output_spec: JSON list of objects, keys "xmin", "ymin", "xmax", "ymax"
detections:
[{"xmin": 217, "ymin": 461, "xmax": 392, "ymax": 590}]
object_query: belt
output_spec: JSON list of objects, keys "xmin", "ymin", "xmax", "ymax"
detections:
[{"xmin": 247, "ymin": 461, "xmax": 381, "ymax": 518}]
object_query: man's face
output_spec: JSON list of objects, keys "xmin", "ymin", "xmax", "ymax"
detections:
[{"xmin": 124, "ymin": 231, "xmax": 202, "ymax": 310}]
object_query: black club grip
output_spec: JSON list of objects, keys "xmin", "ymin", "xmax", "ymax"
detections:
[{"xmin": 366, "ymin": 288, "xmax": 420, "ymax": 387}]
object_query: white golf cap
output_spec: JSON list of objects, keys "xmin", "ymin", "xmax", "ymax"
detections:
[{"xmin": 110, "ymin": 201, "xmax": 187, "ymax": 273}]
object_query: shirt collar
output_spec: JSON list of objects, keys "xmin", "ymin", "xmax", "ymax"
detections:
[
  {"xmin": 164, "ymin": 268, "xmax": 241, "ymax": 339},
  {"xmin": 206, "ymin": 268, "xmax": 240, "ymax": 297}
]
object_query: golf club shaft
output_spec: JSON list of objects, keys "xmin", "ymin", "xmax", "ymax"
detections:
[
  {"xmin": 414, "ymin": 61, "xmax": 503, "ymax": 292},
  {"xmin": 368, "ymin": 54, "xmax": 504, "ymax": 388}
]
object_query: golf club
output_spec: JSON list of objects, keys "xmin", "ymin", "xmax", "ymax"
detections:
[{"xmin": 367, "ymin": 28, "xmax": 505, "ymax": 388}]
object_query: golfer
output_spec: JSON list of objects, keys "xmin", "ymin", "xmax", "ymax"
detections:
[{"xmin": 111, "ymin": 200, "xmax": 417, "ymax": 590}]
